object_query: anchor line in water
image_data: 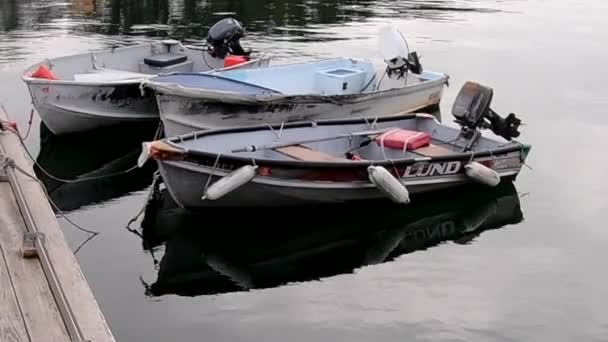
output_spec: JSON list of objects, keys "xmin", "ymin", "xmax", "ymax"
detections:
[{"xmin": 125, "ymin": 171, "xmax": 161, "ymax": 234}]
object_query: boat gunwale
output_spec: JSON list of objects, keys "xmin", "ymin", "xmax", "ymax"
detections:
[
  {"xmin": 146, "ymin": 71, "xmax": 284, "ymax": 94},
  {"xmin": 20, "ymin": 41, "xmax": 272, "ymax": 86},
  {"xmin": 163, "ymin": 113, "xmax": 531, "ymax": 169},
  {"xmin": 142, "ymin": 56, "xmax": 450, "ymax": 104},
  {"xmin": 147, "ymin": 71, "xmax": 449, "ymax": 105}
]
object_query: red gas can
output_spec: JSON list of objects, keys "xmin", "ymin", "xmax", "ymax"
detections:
[
  {"xmin": 224, "ymin": 55, "xmax": 249, "ymax": 68},
  {"xmin": 375, "ymin": 128, "xmax": 431, "ymax": 151}
]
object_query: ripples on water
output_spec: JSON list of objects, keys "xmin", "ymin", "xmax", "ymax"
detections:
[{"xmin": 0, "ymin": 0, "xmax": 502, "ymax": 63}]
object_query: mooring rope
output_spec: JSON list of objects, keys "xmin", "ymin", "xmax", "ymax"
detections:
[
  {"xmin": 10, "ymin": 119, "xmax": 164, "ymax": 184},
  {"xmin": 0, "ymin": 108, "xmax": 169, "ymax": 255},
  {"xmin": 1, "ymin": 155, "xmax": 99, "ymax": 255},
  {"xmin": 125, "ymin": 171, "xmax": 161, "ymax": 232},
  {"xmin": 201, "ymin": 152, "xmax": 222, "ymax": 200},
  {"xmin": 20, "ymin": 109, "xmax": 34, "ymax": 141},
  {"xmin": 7, "ymin": 160, "xmax": 100, "ymax": 235}
]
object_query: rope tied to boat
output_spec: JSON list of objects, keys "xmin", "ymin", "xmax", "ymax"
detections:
[
  {"xmin": 125, "ymin": 171, "xmax": 161, "ymax": 233},
  {"xmin": 0, "ymin": 154, "xmax": 15, "ymax": 170},
  {"xmin": 364, "ymin": 116, "xmax": 379, "ymax": 129},
  {"xmin": 0, "ymin": 119, "xmax": 18, "ymax": 134},
  {"xmin": 139, "ymin": 80, "xmax": 147, "ymax": 97},
  {"xmin": 266, "ymin": 122, "xmax": 285, "ymax": 139},
  {"xmin": 3, "ymin": 152, "xmax": 100, "ymax": 253},
  {"xmin": 202, "ymin": 152, "xmax": 222, "ymax": 200},
  {"xmin": 515, "ymin": 141, "xmax": 533, "ymax": 170},
  {"xmin": 0, "ymin": 109, "xmax": 34, "ymax": 141},
  {"xmin": 2, "ymin": 118, "xmax": 161, "ymax": 184}
]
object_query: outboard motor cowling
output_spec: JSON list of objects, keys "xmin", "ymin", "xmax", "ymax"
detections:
[
  {"xmin": 452, "ymin": 81, "xmax": 523, "ymax": 149},
  {"xmin": 206, "ymin": 18, "xmax": 251, "ymax": 59}
]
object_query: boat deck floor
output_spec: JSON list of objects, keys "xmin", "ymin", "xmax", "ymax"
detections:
[{"xmin": 273, "ymin": 139, "xmax": 460, "ymax": 162}]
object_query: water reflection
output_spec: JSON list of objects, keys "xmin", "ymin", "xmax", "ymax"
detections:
[
  {"xmin": 1, "ymin": 0, "xmax": 500, "ymax": 37},
  {"xmin": 136, "ymin": 181, "xmax": 523, "ymax": 297},
  {"xmin": 34, "ymin": 121, "xmax": 159, "ymax": 212},
  {"xmin": 0, "ymin": 0, "xmax": 504, "ymax": 65}
]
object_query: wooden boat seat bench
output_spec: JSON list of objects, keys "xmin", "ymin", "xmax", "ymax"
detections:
[
  {"xmin": 274, "ymin": 145, "xmax": 343, "ymax": 162},
  {"xmin": 410, "ymin": 143, "xmax": 456, "ymax": 157}
]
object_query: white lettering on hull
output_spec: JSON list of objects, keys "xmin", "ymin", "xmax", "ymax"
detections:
[{"xmin": 402, "ymin": 161, "xmax": 462, "ymax": 178}]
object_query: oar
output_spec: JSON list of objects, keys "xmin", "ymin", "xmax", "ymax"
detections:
[{"xmin": 231, "ymin": 128, "xmax": 391, "ymax": 153}]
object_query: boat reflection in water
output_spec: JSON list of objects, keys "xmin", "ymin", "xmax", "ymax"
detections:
[
  {"xmin": 34, "ymin": 122, "xmax": 159, "ymax": 212},
  {"xmin": 137, "ymin": 180, "xmax": 524, "ymax": 297}
]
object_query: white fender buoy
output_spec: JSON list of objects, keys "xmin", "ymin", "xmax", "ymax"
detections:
[
  {"xmin": 464, "ymin": 161, "xmax": 500, "ymax": 187},
  {"xmin": 368, "ymin": 165, "xmax": 410, "ymax": 204},
  {"xmin": 202, "ymin": 165, "xmax": 258, "ymax": 201}
]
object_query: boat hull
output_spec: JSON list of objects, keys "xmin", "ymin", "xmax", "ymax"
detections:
[
  {"xmin": 22, "ymin": 41, "xmax": 272, "ymax": 135},
  {"xmin": 26, "ymin": 82, "xmax": 159, "ymax": 135},
  {"xmin": 157, "ymin": 159, "xmax": 520, "ymax": 208},
  {"xmin": 153, "ymin": 71, "xmax": 448, "ymax": 136}
]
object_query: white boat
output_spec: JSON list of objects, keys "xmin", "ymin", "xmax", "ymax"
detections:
[
  {"xmin": 138, "ymin": 81, "xmax": 531, "ymax": 208},
  {"xmin": 142, "ymin": 26, "xmax": 450, "ymax": 137},
  {"xmin": 21, "ymin": 18, "xmax": 271, "ymax": 135}
]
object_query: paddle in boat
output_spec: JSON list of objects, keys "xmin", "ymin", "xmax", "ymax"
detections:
[
  {"xmin": 141, "ymin": 25, "xmax": 449, "ymax": 137},
  {"xmin": 21, "ymin": 18, "xmax": 271, "ymax": 135},
  {"xmin": 137, "ymin": 80, "xmax": 530, "ymax": 208}
]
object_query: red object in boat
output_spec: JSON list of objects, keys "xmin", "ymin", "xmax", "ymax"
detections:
[
  {"xmin": 224, "ymin": 55, "xmax": 249, "ymax": 68},
  {"xmin": 375, "ymin": 128, "xmax": 431, "ymax": 151},
  {"xmin": 30, "ymin": 65, "xmax": 58, "ymax": 80}
]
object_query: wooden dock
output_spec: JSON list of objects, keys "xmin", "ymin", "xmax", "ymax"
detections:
[{"xmin": 0, "ymin": 106, "xmax": 116, "ymax": 342}]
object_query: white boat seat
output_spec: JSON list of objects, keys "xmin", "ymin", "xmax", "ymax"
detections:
[
  {"xmin": 144, "ymin": 53, "xmax": 188, "ymax": 67},
  {"xmin": 274, "ymin": 145, "xmax": 344, "ymax": 162},
  {"xmin": 73, "ymin": 68, "xmax": 152, "ymax": 82}
]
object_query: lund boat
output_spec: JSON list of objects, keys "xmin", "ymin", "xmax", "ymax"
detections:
[
  {"xmin": 138, "ymin": 81, "xmax": 531, "ymax": 208},
  {"xmin": 21, "ymin": 18, "xmax": 271, "ymax": 135},
  {"xmin": 141, "ymin": 26, "xmax": 449, "ymax": 137}
]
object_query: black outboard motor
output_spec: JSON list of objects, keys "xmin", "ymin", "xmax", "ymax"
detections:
[
  {"xmin": 206, "ymin": 18, "xmax": 251, "ymax": 59},
  {"xmin": 385, "ymin": 51, "xmax": 423, "ymax": 79},
  {"xmin": 452, "ymin": 81, "xmax": 522, "ymax": 149}
]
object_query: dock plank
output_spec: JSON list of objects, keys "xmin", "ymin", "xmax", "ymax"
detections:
[
  {"xmin": 0, "ymin": 183, "xmax": 70, "ymax": 342},
  {"xmin": 0, "ymin": 230, "xmax": 29, "ymax": 342},
  {"xmin": 0, "ymin": 106, "xmax": 116, "ymax": 342}
]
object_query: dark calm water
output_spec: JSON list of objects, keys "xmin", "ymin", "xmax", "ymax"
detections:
[{"xmin": 1, "ymin": 1, "xmax": 608, "ymax": 341}]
